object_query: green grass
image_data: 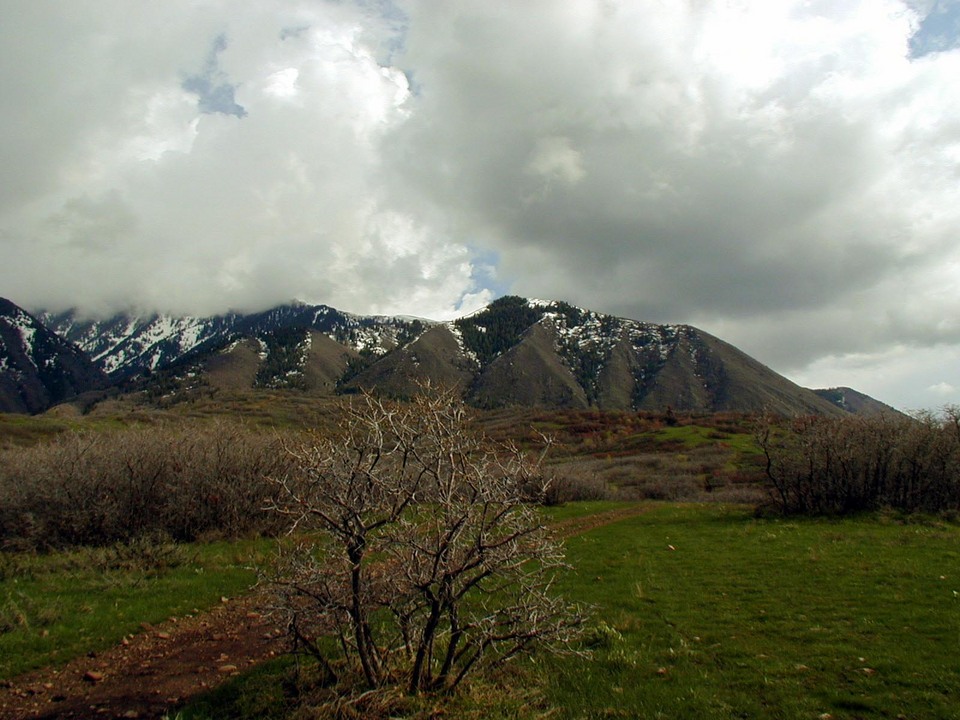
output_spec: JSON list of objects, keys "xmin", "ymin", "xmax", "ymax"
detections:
[
  {"xmin": 545, "ymin": 504, "xmax": 960, "ymax": 719},
  {"xmin": 653, "ymin": 424, "xmax": 759, "ymax": 455},
  {"xmin": 540, "ymin": 500, "xmax": 638, "ymax": 523},
  {"xmin": 7, "ymin": 503, "xmax": 959, "ymax": 720},
  {"xmin": 174, "ymin": 656, "xmax": 303, "ymax": 720},
  {"xmin": 0, "ymin": 538, "xmax": 270, "ymax": 680},
  {"xmin": 653, "ymin": 424, "xmax": 720, "ymax": 447},
  {"xmin": 174, "ymin": 503, "xmax": 960, "ymax": 719},
  {"xmin": 0, "ymin": 413, "xmax": 74, "ymax": 447}
]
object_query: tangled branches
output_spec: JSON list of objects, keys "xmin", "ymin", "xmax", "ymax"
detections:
[{"xmin": 268, "ymin": 389, "xmax": 583, "ymax": 695}]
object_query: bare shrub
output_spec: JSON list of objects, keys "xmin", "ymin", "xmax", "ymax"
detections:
[
  {"xmin": 267, "ymin": 389, "xmax": 584, "ymax": 696},
  {"xmin": 628, "ymin": 471, "xmax": 703, "ymax": 501},
  {"xmin": 541, "ymin": 462, "xmax": 617, "ymax": 504},
  {"xmin": 0, "ymin": 422, "xmax": 292, "ymax": 549},
  {"xmin": 756, "ymin": 409, "xmax": 960, "ymax": 515},
  {"xmin": 541, "ymin": 473, "xmax": 615, "ymax": 504},
  {"xmin": 545, "ymin": 447, "xmax": 743, "ymax": 503}
]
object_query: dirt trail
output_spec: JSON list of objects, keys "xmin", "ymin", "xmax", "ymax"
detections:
[
  {"xmin": 0, "ymin": 593, "xmax": 284, "ymax": 720},
  {"xmin": 548, "ymin": 503, "xmax": 650, "ymax": 539},
  {"xmin": 0, "ymin": 505, "xmax": 647, "ymax": 720}
]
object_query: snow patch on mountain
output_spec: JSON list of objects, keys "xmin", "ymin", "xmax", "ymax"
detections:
[{"xmin": 446, "ymin": 321, "xmax": 480, "ymax": 366}]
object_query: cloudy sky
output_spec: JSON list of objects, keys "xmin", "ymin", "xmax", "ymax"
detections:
[{"xmin": 2, "ymin": 0, "xmax": 960, "ymax": 411}]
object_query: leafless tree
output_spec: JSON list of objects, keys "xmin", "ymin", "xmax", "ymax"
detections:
[
  {"xmin": 755, "ymin": 409, "xmax": 960, "ymax": 515},
  {"xmin": 267, "ymin": 389, "xmax": 583, "ymax": 695}
]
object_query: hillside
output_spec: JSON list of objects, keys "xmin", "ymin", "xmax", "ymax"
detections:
[
  {"xmin": 0, "ymin": 298, "xmax": 106, "ymax": 413},
  {"xmin": 450, "ymin": 298, "xmax": 843, "ymax": 415},
  {"xmin": 814, "ymin": 386, "xmax": 906, "ymax": 416}
]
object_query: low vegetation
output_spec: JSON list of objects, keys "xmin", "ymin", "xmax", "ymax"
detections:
[
  {"xmin": 544, "ymin": 504, "xmax": 960, "ymax": 719},
  {"xmin": 479, "ymin": 407, "xmax": 766, "ymax": 505},
  {"xmin": 173, "ymin": 503, "xmax": 960, "ymax": 719},
  {"xmin": 3, "ymin": 395, "xmax": 960, "ymax": 718},
  {"xmin": 0, "ymin": 537, "xmax": 266, "ymax": 680},
  {"xmin": 758, "ymin": 409, "xmax": 960, "ymax": 515},
  {"xmin": 0, "ymin": 421, "xmax": 293, "ymax": 550}
]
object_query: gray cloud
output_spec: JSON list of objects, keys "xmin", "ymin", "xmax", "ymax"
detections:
[
  {"xmin": 381, "ymin": 0, "xmax": 960, "ymax": 409},
  {"xmin": 1, "ymin": 1, "xmax": 959, "ymax": 409}
]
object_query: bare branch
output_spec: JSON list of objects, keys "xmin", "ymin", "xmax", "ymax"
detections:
[{"xmin": 266, "ymin": 388, "xmax": 584, "ymax": 696}]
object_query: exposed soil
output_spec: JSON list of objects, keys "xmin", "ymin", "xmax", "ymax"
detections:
[
  {"xmin": 549, "ymin": 503, "xmax": 650, "ymax": 539},
  {"xmin": 0, "ymin": 506, "xmax": 648, "ymax": 720},
  {"xmin": 0, "ymin": 592, "xmax": 285, "ymax": 720}
]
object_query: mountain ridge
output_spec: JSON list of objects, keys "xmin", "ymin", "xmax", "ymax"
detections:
[
  {"xmin": 0, "ymin": 296, "xmax": 889, "ymax": 416},
  {"xmin": 813, "ymin": 386, "xmax": 907, "ymax": 417}
]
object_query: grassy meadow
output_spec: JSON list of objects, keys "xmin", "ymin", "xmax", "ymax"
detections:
[
  {"xmin": 545, "ymin": 504, "xmax": 959, "ymax": 719},
  {"xmin": 4, "ymin": 501, "xmax": 956, "ymax": 718},
  {"xmin": 177, "ymin": 503, "xmax": 960, "ymax": 719}
]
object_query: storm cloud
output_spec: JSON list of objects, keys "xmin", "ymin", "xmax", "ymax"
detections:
[{"xmin": 2, "ymin": 0, "xmax": 959, "ymax": 410}]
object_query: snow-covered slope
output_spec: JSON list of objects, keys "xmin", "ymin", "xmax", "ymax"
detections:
[
  {"xmin": 0, "ymin": 298, "xmax": 106, "ymax": 413},
  {"xmin": 42, "ymin": 303, "xmax": 433, "ymax": 380}
]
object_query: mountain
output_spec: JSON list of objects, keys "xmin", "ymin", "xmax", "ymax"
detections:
[
  {"xmin": 813, "ymin": 387, "xmax": 906, "ymax": 417},
  {"xmin": 0, "ymin": 298, "xmax": 107, "ymax": 413},
  {"xmin": 41, "ymin": 303, "xmax": 428, "ymax": 380},
  {"xmin": 442, "ymin": 297, "xmax": 842, "ymax": 414},
  {"xmin": 26, "ymin": 295, "xmax": 857, "ymax": 416}
]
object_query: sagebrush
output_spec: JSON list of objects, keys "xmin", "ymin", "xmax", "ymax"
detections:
[{"xmin": 0, "ymin": 422, "xmax": 292, "ymax": 549}]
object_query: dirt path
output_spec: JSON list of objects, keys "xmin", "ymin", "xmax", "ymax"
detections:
[
  {"xmin": 0, "ymin": 593, "xmax": 284, "ymax": 720},
  {"xmin": 0, "ymin": 504, "xmax": 648, "ymax": 720},
  {"xmin": 548, "ymin": 502, "xmax": 650, "ymax": 539}
]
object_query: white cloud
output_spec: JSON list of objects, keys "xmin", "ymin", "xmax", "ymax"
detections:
[
  {"xmin": 929, "ymin": 381, "xmax": 957, "ymax": 395},
  {"xmin": 1, "ymin": 1, "xmax": 959, "ymax": 408},
  {"xmin": 0, "ymin": 1, "xmax": 482, "ymax": 319},
  {"xmin": 264, "ymin": 68, "xmax": 300, "ymax": 99}
]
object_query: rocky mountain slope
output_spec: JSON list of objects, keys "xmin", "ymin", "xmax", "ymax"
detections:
[
  {"xmin": 8, "ymin": 295, "xmax": 882, "ymax": 416},
  {"xmin": 341, "ymin": 297, "xmax": 843, "ymax": 415},
  {"xmin": 0, "ymin": 298, "xmax": 106, "ymax": 413},
  {"xmin": 41, "ymin": 303, "xmax": 426, "ymax": 380},
  {"xmin": 814, "ymin": 387, "xmax": 906, "ymax": 417},
  {"xmin": 40, "ymin": 296, "xmax": 840, "ymax": 416}
]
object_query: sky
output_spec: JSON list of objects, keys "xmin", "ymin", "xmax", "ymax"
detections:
[{"xmin": 1, "ymin": 0, "xmax": 960, "ymax": 412}]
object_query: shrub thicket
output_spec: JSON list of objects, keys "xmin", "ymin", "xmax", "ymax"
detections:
[
  {"xmin": 0, "ymin": 422, "xmax": 292, "ymax": 549},
  {"xmin": 756, "ymin": 409, "xmax": 960, "ymax": 515}
]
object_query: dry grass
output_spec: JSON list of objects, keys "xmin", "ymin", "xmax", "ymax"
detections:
[{"xmin": 0, "ymin": 421, "xmax": 298, "ymax": 549}]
